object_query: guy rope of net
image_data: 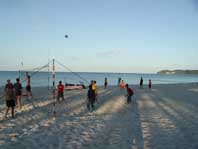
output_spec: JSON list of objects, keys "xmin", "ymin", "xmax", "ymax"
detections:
[
  {"xmin": 55, "ymin": 59, "xmax": 89, "ymax": 84},
  {"xmin": 51, "ymin": 59, "xmax": 90, "ymax": 119}
]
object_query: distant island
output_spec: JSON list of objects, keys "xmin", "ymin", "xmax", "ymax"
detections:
[{"xmin": 157, "ymin": 70, "xmax": 198, "ymax": 75}]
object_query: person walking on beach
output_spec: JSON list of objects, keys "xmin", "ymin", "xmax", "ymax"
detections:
[
  {"xmin": 57, "ymin": 81, "xmax": 64, "ymax": 101},
  {"xmin": 140, "ymin": 77, "xmax": 143, "ymax": 88},
  {"xmin": 14, "ymin": 78, "xmax": 23, "ymax": 111},
  {"xmin": 125, "ymin": 84, "xmax": 134, "ymax": 104},
  {"xmin": 120, "ymin": 80, "xmax": 125, "ymax": 90},
  {"xmin": 92, "ymin": 81, "xmax": 98, "ymax": 103},
  {"xmin": 104, "ymin": 77, "xmax": 108, "ymax": 89},
  {"xmin": 26, "ymin": 73, "xmax": 32, "ymax": 99},
  {"xmin": 149, "ymin": 79, "xmax": 152, "ymax": 89},
  {"xmin": 4, "ymin": 79, "xmax": 15, "ymax": 118},
  {"xmin": 118, "ymin": 77, "xmax": 121, "ymax": 86},
  {"xmin": 87, "ymin": 85, "xmax": 95, "ymax": 112}
]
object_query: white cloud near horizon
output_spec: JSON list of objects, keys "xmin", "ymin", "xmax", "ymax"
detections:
[{"xmin": 96, "ymin": 50, "xmax": 122, "ymax": 58}]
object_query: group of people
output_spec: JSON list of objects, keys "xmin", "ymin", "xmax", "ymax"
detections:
[
  {"xmin": 3, "ymin": 78, "xmax": 65, "ymax": 119},
  {"xmin": 56, "ymin": 79, "xmax": 99, "ymax": 112},
  {"xmin": 87, "ymin": 77, "xmax": 152, "ymax": 107},
  {"xmin": 119, "ymin": 77, "xmax": 152, "ymax": 89},
  {"xmin": 3, "ymin": 75, "xmax": 152, "ymax": 118},
  {"xmin": 56, "ymin": 80, "xmax": 99, "ymax": 112},
  {"xmin": 57, "ymin": 79, "xmax": 100, "ymax": 112},
  {"xmin": 3, "ymin": 75, "xmax": 32, "ymax": 118},
  {"xmin": 118, "ymin": 80, "xmax": 134, "ymax": 103},
  {"xmin": 139, "ymin": 77, "xmax": 152, "ymax": 89},
  {"xmin": 118, "ymin": 77, "xmax": 152, "ymax": 104}
]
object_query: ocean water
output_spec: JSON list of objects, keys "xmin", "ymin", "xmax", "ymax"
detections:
[{"xmin": 0, "ymin": 71, "xmax": 198, "ymax": 87}]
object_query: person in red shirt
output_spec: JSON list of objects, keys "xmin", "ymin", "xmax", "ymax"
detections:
[
  {"xmin": 120, "ymin": 80, "xmax": 125, "ymax": 90},
  {"xmin": 57, "ymin": 81, "xmax": 64, "ymax": 101},
  {"xmin": 125, "ymin": 84, "xmax": 134, "ymax": 104}
]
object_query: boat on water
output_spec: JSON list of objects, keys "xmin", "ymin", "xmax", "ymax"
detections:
[{"xmin": 65, "ymin": 83, "xmax": 86, "ymax": 90}]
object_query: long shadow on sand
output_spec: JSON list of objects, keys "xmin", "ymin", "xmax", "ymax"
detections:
[
  {"xmin": 0, "ymin": 87, "xmax": 145, "ymax": 149},
  {"xmin": 79, "ymin": 87, "xmax": 144, "ymax": 149},
  {"xmin": 139, "ymin": 85, "xmax": 198, "ymax": 149}
]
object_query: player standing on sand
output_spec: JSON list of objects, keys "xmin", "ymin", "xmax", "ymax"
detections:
[
  {"xmin": 118, "ymin": 77, "xmax": 121, "ymax": 86},
  {"xmin": 92, "ymin": 81, "xmax": 98, "ymax": 103},
  {"xmin": 149, "ymin": 79, "xmax": 152, "ymax": 89},
  {"xmin": 104, "ymin": 77, "xmax": 108, "ymax": 89},
  {"xmin": 26, "ymin": 72, "xmax": 32, "ymax": 99},
  {"xmin": 140, "ymin": 77, "xmax": 143, "ymax": 88},
  {"xmin": 120, "ymin": 80, "xmax": 125, "ymax": 90},
  {"xmin": 14, "ymin": 78, "xmax": 23, "ymax": 111},
  {"xmin": 57, "ymin": 81, "xmax": 64, "ymax": 101},
  {"xmin": 87, "ymin": 85, "xmax": 96, "ymax": 112},
  {"xmin": 4, "ymin": 79, "xmax": 16, "ymax": 118},
  {"xmin": 125, "ymin": 84, "xmax": 134, "ymax": 104}
]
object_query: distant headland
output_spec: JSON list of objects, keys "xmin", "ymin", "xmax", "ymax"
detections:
[{"xmin": 157, "ymin": 70, "xmax": 198, "ymax": 75}]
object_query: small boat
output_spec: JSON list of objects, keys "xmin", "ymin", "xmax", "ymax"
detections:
[{"xmin": 65, "ymin": 83, "xmax": 85, "ymax": 90}]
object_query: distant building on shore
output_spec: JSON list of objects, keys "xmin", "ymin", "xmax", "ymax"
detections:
[{"xmin": 157, "ymin": 70, "xmax": 198, "ymax": 75}]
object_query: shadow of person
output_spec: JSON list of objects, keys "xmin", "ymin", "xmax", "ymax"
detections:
[{"xmin": 130, "ymin": 101, "xmax": 144, "ymax": 149}]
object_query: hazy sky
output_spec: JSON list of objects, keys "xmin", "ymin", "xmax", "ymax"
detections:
[{"xmin": 0, "ymin": 0, "xmax": 198, "ymax": 73}]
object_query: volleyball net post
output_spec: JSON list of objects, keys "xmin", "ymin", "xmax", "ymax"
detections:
[{"xmin": 52, "ymin": 58, "xmax": 56, "ymax": 119}]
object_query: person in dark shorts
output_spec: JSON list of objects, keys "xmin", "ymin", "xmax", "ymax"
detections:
[
  {"xmin": 92, "ymin": 81, "xmax": 98, "ymax": 103},
  {"xmin": 126, "ymin": 84, "xmax": 134, "ymax": 104},
  {"xmin": 118, "ymin": 77, "xmax": 121, "ymax": 86},
  {"xmin": 104, "ymin": 77, "xmax": 108, "ymax": 89},
  {"xmin": 87, "ymin": 85, "xmax": 95, "ymax": 112},
  {"xmin": 26, "ymin": 75, "xmax": 32, "ymax": 99},
  {"xmin": 57, "ymin": 81, "xmax": 64, "ymax": 101},
  {"xmin": 14, "ymin": 78, "xmax": 23, "ymax": 111},
  {"xmin": 4, "ymin": 79, "xmax": 15, "ymax": 118},
  {"xmin": 149, "ymin": 79, "xmax": 152, "ymax": 89},
  {"xmin": 140, "ymin": 77, "xmax": 143, "ymax": 88}
]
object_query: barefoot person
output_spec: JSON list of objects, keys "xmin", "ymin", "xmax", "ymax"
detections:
[
  {"xmin": 4, "ymin": 79, "xmax": 15, "ymax": 118},
  {"xmin": 87, "ymin": 85, "xmax": 95, "ymax": 112},
  {"xmin": 149, "ymin": 79, "xmax": 152, "ymax": 89},
  {"xmin": 92, "ymin": 81, "xmax": 98, "ymax": 103},
  {"xmin": 104, "ymin": 77, "xmax": 108, "ymax": 89},
  {"xmin": 118, "ymin": 77, "xmax": 121, "ymax": 86},
  {"xmin": 57, "ymin": 81, "xmax": 64, "ymax": 101},
  {"xmin": 140, "ymin": 77, "xmax": 143, "ymax": 88},
  {"xmin": 14, "ymin": 78, "xmax": 23, "ymax": 111},
  {"xmin": 125, "ymin": 84, "xmax": 134, "ymax": 104},
  {"xmin": 120, "ymin": 80, "xmax": 125, "ymax": 90},
  {"xmin": 26, "ymin": 72, "xmax": 32, "ymax": 99}
]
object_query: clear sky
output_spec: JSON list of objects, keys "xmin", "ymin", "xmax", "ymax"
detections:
[{"xmin": 0, "ymin": 0, "xmax": 198, "ymax": 73}]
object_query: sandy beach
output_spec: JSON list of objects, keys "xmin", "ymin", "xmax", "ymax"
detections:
[{"xmin": 0, "ymin": 83, "xmax": 198, "ymax": 149}]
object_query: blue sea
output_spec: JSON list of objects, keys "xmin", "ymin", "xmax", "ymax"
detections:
[{"xmin": 0, "ymin": 71, "xmax": 198, "ymax": 87}]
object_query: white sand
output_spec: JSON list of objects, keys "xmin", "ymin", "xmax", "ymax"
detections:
[{"xmin": 0, "ymin": 83, "xmax": 198, "ymax": 149}]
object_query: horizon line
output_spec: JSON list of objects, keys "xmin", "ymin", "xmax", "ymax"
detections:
[{"xmin": 0, "ymin": 70, "xmax": 158, "ymax": 74}]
